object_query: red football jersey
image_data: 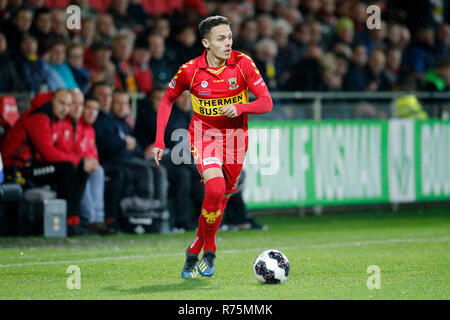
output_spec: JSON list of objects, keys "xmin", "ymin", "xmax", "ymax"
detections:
[{"xmin": 154, "ymin": 50, "xmax": 272, "ymax": 151}]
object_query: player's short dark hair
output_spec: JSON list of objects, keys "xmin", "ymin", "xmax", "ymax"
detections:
[{"xmin": 198, "ymin": 15, "xmax": 230, "ymax": 39}]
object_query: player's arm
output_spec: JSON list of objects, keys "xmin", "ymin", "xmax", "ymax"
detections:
[
  {"xmin": 152, "ymin": 67, "xmax": 189, "ymax": 165},
  {"xmin": 222, "ymin": 56, "xmax": 273, "ymax": 118}
]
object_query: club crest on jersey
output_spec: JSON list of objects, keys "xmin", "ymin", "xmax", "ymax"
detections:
[
  {"xmin": 228, "ymin": 77, "xmax": 239, "ymax": 90},
  {"xmin": 201, "ymin": 80, "xmax": 208, "ymax": 88}
]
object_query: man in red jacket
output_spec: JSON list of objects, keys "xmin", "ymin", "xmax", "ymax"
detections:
[
  {"xmin": 1, "ymin": 89, "xmax": 97, "ymax": 235},
  {"xmin": 69, "ymin": 89, "xmax": 112, "ymax": 235}
]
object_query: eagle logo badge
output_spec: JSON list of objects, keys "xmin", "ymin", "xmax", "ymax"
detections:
[{"xmin": 201, "ymin": 209, "xmax": 221, "ymax": 224}]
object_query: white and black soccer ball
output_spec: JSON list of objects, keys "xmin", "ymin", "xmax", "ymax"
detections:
[{"xmin": 253, "ymin": 249, "xmax": 290, "ymax": 284}]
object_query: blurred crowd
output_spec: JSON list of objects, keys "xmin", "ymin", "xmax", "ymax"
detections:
[
  {"xmin": 0, "ymin": 0, "xmax": 448, "ymax": 96},
  {"xmin": 0, "ymin": 0, "xmax": 450, "ymax": 236}
]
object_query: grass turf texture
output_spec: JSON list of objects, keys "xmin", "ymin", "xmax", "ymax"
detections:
[{"xmin": 0, "ymin": 207, "xmax": 448, "ymax": 300}]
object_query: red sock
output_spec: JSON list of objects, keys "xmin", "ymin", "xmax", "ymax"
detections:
[
  {"xmin": 188, "ymin": 215, "xmax": 205, "ymax": 255},
  {"xmin": 192, "ymin": 176, "xmax": 226, "ymax": 253},
  {"xmin": 188, "ymin": 191, "xmax": 231, "ymax": 255}
]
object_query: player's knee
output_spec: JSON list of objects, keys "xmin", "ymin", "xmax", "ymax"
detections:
[{"xmin": 205, "ymin": 176, "xmax": 226, "ymax": 202}]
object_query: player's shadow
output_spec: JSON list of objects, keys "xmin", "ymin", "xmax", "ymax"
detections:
[{"xmin": 103, "ymin": 279, "xmax": 212, "ymax": 295}]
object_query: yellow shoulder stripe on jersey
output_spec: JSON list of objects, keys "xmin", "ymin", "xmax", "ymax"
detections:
[
  {"xmin": 206, "ymin": 66, "xmax": 227, "ymax": 75},
  {"xmin": 237, "ymin": 53, "xmax": 253, "ymax": 61},
  {"xmin": 191, "ymin": 90, "xmax": 248, "ymax": 117}
]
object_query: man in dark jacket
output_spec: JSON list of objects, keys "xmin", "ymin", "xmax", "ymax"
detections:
[
  {"xmin": 136, "ymin": 87, "xmax": 197, "ymax": 231},
  {"xmin": 93, "ymin": 88, "xmax": 157, "ymax": 230}
]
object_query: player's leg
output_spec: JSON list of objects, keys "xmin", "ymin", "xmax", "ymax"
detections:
[
  {"xmin": 194, "ymin": 167, "xmax": 226, "ymax": 277},
  {"xmin": 182, "ymin": 167, "xmax": 225, "ymax": 278}
]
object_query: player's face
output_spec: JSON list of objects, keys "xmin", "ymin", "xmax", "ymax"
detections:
[{"xmin": 203, "ymin": 24, "xmax": 233, "ymax": 61}]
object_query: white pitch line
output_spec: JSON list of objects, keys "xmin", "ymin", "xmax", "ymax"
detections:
[{"xmin": 0, "ymin": 236, "xmax": 448, "ymax": 268}]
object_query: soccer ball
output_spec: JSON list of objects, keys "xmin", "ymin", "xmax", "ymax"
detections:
[{"xmin": 253, "ymin": 249, "xmax": 290, "ymax": 284}]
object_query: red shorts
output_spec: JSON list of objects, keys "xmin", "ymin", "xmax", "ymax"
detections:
[{"xmin": 190, "ymin": 129, "xmax": 248, "ymax": 194}]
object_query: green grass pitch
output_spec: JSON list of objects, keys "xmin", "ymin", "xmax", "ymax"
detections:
[{"xmin": 0, "ymin": 207, "xmax": 448, "ymax": 300}]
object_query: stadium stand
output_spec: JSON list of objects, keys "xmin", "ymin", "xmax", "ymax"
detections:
[{"xmin": 0, "ymin": 0, "xmax": 449, "ymax": 236}]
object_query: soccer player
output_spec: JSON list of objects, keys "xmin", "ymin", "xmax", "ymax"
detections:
[{"xmin": 152, "ymin": 16, "xmax": 273, "ymax": 278}]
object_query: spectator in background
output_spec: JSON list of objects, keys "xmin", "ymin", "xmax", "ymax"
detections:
[
  {"xmin": 394, "ymin": 75, "xmax": 429, "ymax": 120},
  {"xmin": 345, "ymin": 47, "xmax": 390, "ymax": 91},
  {"xmin": 85, "ymin": 40, "xmax": 116, "ymax": 87},
  {"xmin": 0, "ymin": 6, "xmax": 33, "ymax": 55},
  {"xmin": 96, "ymin": 13, "xmax": 116, "ymax": 46},
  {"xmin": 127, "ymin": 0, "xmax": 150, "ymax": 27},
  {"xmin": 334, "ymin": 51, "xmax": 350, "ymax": 80},
  {"xmin": 95, "ymin": 89, "xmax": 159, "ymax": 228},
  {"xmin": 152, "ymin": 16, "xmax": 171, "ymax": 40},
  {"xmin": 330, "ymin": 16, "xmax": 355, "ymax": 49},
  {"xmin": 273, "ymin": 18, "xmax": 293, "ymax": 88},
  {"xmin": 344, "ymin": 45, "xmax": 367, "ymax": 92},
  {"xmin": 15, "ymin": 34, "xmax": 53, "ymax": 92},
  {"xmin": 50, "ymin": 9, "xmax": 69, "ymax": 41},
  {"xmin": 350, "ymin": 2, "xmax": 368, "ymax": 44},
  {"xmin": 308, "ymin": 19, "xmax": 324, "ymax": 48},
  {"xmin": 318, "ymin": 53, "xmax": 344, "ymax": 91},
  {"xmin": 47, "ymin": 39, "xmax": 79, "ymax": 90},
  {"xmin": 108, "ymin": 0, "xmax": 139, "ymax": 32},
  {"xmin": 256, "ymin": 14, "xmax": 274, "ymax": 39},
  {"xmin": 365, "ymin": 20, "xmax": 387, "ymax": 54},
  {"xmin": 131, "ymin": 36, "xmax": 153, "ymax": 94},
  {"xmin": 386, "ymin": 23, "xmax": 403, "ymax": 48},
  {"xmin": 135, "ymin": 85, "xmax": 164, "ymax": 158},
  {"xmin": 281, "ymin": 5, "xmax": 303, "ymax": 28},
  {"xmin": 69, "ymin": 90, "xmax": 111, "ymax": 235},
  {"xmin": 66, "ymin": 42, "xmax": 90, "ymax": 93},
  {"xmin": 0, "ymin": 0, "xmax": 12, "ymax": 25},
  {"xmin": 366, "ymin": 48, "xmax": 392, "ymax": 91},
  {"xmin": 168, "ymin": 24, "xmax": 200, "ymax": 68},
  {"xmin": 1, "ymin": 89, "xmax": 94, "ymax": 236},
  {"xmin": 320, "ymin": 0, "xmax": 337, "ymax": 26},
  {"xmin": 136, "ymin": 87, "xmax": 196, "ymax": 231},
  {"xmin": 29, "ymin": 7, "xmax": 52, "ymax": 55},
  {"xmin": 422, "ymin": 58, "xmax": 450, "ymax": 91},
  {"xmin": 76, "ymin": 16, "xmax": 96, "ymax": 48},
  {"xmin": 435, "ymin": 23, "xmax": 450, "ymax": 59},
  {"xmin": 233, "ymin": 17, "xmax": 258, "ymax": 54},
  {"xmin": 285, "ymin": 44, "xmax": 323, "ymax": 91},
  {"xmin": 299, "ymin": 0, "xmax": 321, "ymax": 21},
  {"xmin": 255, "ymin": 0, "xmax": 276, "ymax": 16},
  {"xmin": 0, "ymin": 31, "xmax": 26, "ymax": 92},
  {"xmin": 70, "ymin": 0, "xmax": 98, "ymax": 19},
  {"xmin": 403, "ymin": 26, "xmax": 435, "ymax": 76},
  {"xmin": 26, "ymin": 0, "xmax": 45, "ymax": 12},
  {"xmin": 112, "ymin": 33, "xmax": 138, "ymax": 92},
  {"xmin": 286, "ymin": 22, "xmax": 311, "ymax": 65},
  {"xmin": 254, "ymin": 38, "xmax": 279, "ymax": 90},
  {"xmin": 89, "ymin": 81, "xmax": 124, "ymax": 230},
  {"xmin": 148, "ymin": 33, "xmax": 175, "ymax": 86},
  {"xmin": 385, "ymin": 47, "xmax": 403, "ymax": 88}
]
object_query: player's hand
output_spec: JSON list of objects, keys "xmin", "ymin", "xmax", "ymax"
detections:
[
  {"xmin": 221, "ymin": 104, "xmax": 238, "ymax": 118},
  {"xmin": 152, "ymin": 147, "xmax": 164, "ymax": 166}
]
